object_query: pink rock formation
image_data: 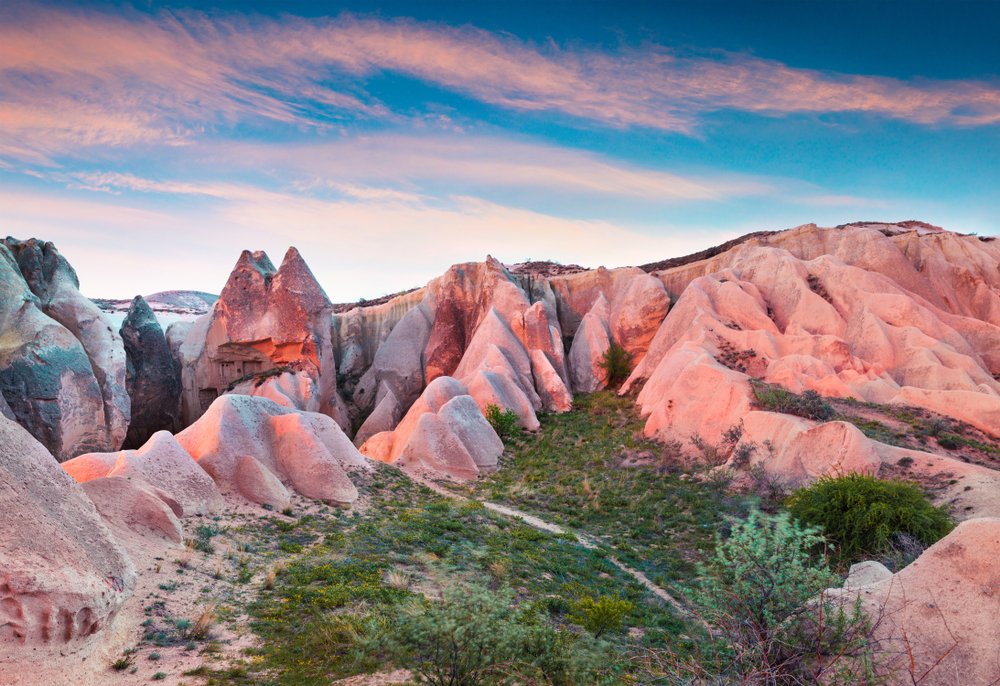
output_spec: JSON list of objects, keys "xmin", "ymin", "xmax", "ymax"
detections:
[
  {"xmin": 359, "ymin": 376, "xmax": 503, "ymax": 480},
  {"xmin": 178, "ymin": 248, "xmax": 348, "ymax": 430},
  {"xmin": 628, "ymin": 238, "xmax": 1000, "ymax": 442},
  {"xmin": 175, "ymin": 394, "xmax": 369, "ymax": 506},
  {"xmin": 63, "ymin": 431, "xmax": 223, "ymax": 516},
  {"xmin": 0, "ymin": 415, "xmax": 135, "ymax": 647},
  {"xmin": 843, "ymin": 518, "xmax": 1000, "ymax": 685},
  {"xmin": 81, "ymin": 477, "xmax": 184, "ymax": 545}
]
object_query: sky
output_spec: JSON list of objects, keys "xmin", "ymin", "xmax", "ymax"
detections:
[{"xmin": 1, "ymin": 0, "xmax": 998, "ymax": 300}]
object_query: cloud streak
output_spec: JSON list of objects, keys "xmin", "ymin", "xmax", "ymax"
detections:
[{"xmin": 2, "ymin": 4, "xmax": 1000, "ymax": 162}]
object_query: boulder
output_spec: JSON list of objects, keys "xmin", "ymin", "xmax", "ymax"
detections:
[
  {"xmin": 175, "ymin": 394, "xmax": 367, "ymax": 506},
  {"xmin": 568, "ymin": 294, "xmax": 612, "ymax": 392},
  {"xmin": 64, "ymin": 431, "xmax": 223, "ymax": 516},
  {"xmin": 3, "ymin": 237, "xmax": 130, "ymax": 454},
  {"xmin": 0, "ymin": 243, "xmax": 112, "ymax": 460},
  {"xmin": 120, "ymin": 295, "xmax": 181, "ymax": 447},
  {"xmin": 843, "ymin": 518, "xmax": 1000, "ymax": 685},
  {"xmin": 0, "ymin": 415, "xmax": 135, "ymax": 647},
  {"xmin": 81, "ymin": 477, "xmax": 183, "ymax": 545},
  {"xmin": 359, "ymin": 376, "xmax": 503, "ymax": 480}
]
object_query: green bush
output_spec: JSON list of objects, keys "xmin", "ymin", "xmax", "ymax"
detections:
[
  {"xmin": 382, "ymin": 586, "xmax": 606, "ymax": 685},
  {"xmin": 484, "ymin": 403, "xmax": 519, "ymax": 441},
  {"xmin": 598, "ymin": 341, "xmax": 632, "ymax": 387},
  {"xmin": 786, "ymin": 474, "xmax": 953, "ymax": 562},
  {"xmin": 751, "ymin": 381, "xmax": 835, "ymax": 421},
  {"xmin": 691, "ymin": 510, "xmax": 873, "ymax": 684},
  {"xmin": 567, "ymin": 594, "xmax": 633, "ymax": 638}
]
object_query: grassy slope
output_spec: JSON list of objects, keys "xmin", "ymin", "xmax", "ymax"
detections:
[
  {"xmin": 455, "ymin": 392, "xmax": 754, "ymax": 589},
  {"xmin": 187, "ymin": 445, "xmax": 711, "ymax": 685}
]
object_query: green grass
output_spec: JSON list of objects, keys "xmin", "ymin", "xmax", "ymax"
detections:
[
  {"xmin": 457, "ymin": 392, "xmax": 755, "ymax": 588},
  {"xmin": 195, "ymin": 463, "xmax": 691, "ymax": 685}
]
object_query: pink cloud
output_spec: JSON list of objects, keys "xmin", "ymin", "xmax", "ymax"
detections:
[{"xmin": 1, "ymin": 5, "xmax": 999, "ymax": 163}]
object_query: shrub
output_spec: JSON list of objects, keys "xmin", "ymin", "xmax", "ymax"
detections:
[
  {"xmin": 598, "ymin": 341, "xmax": 633, "ymax": 387},
  {"xmin": 382, "ymin": 586, "xmax": 605, "ymax": 685},
  {"xmin": 691, "ymin": 510, "xmax": 872, "ymax": 684},
  {"xmin": 751, "ymin": 381, "xmax": 835, "ymax": 421},
  {"xmin": 568, "ymin": 594, "xmax": 633, "ymax": 638},
  {"xmin": 484, "ymin": 403, "xmax": 519, "ymax": 441},
  {"xmin": 786, "ymin": 474, "xmax": 953, "ymax": 563}
]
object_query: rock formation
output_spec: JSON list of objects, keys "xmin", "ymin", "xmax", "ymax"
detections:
[
  {"xmin": 63, "ymin": 430, "xmax": 224, "ymax": 516},
  {"xmin": 0, "ymin": 240, "xmax": 126, "ymax": 460},
  {"xmin": 120, "ymin": 295, "xmax": 181, "ymax": 447},
  {"xmin": 175, "ymin": 394, "xmax": 370, "ymax": 507},
  {"xmin": 839, "ymin": 518, "xmax": 1000, "ymax": 685},
  {"xmin": 0, "ymin": 415, "xmax": 134, "ymax": 648},
  {"xmin": 359, "ymin": 376, "xmax": 503, "ymax": 480},
  {"xmin": 177, "ymin": 248, "xmax": 348, "ymax": 429}
]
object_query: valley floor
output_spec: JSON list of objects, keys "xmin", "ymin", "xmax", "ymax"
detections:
[{"xmin": 98, "ymin": 392, "xmax": 998, "ymax": 685}]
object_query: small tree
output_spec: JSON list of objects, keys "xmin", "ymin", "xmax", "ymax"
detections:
[
  {"xmin": 692, "ymin": 511, "xmax": 873, "ymax": 684},
  {"xmin": 568, "ymin": 594, "xmax": 633, "ymax": 639},
  {"xmin": 484, "ymin": 403, "xmax": 519, "ymax": 441},
  {"xmin": 383, "ymin": 586, "xmax": 607, "ymax": 685},
  {"xmin": 598, "ymin": 341, "xmax": 632, "ymax": 388}
]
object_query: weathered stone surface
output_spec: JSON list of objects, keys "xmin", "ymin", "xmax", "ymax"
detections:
[
  {"xmin": 359, "ymin": 376, "xmax": 503, "ymax": 480},
  {"xmin": 81, "ymin": 477, "xmax": 183, "ymax": 545},
  {"xmin": 120, "ymin": 295, "xmax": 181, "ymax": 448},
  {"xmin": 175, "ymin": 394, "xmax": 368, "ymax": 506},
  {"xmin": 178, "ymin": 247, "xmax": 348, "ymax": 430},
  {"xmin": 0, "ymin": 415, "xmax": 135, "ymax": 648},
  {"xmin": 438, "ymin": 395, "xmax": 503, "ymax": 471},
  {"xmin": 842, "ymin": 518, "xmax": 1000, "ymax": 685},
  {"xmin": 568, "ymin": 294, "xmax": 612, "ymax": 393},
  {"xmin": 0, "ymin": 243, "xmax": 112, "ymax": 460},
  {"xmin": 64, "ymin": 430, "xmax": 223, "ymax": 516},
  {"xmin": 396, "ymin": 412, "xmax": 480, "ymax": 480}
]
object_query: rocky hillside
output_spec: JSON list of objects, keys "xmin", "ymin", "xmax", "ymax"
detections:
[{"xmin": 1, "ymin": 221, "xmax": 999, "ymax": 685}]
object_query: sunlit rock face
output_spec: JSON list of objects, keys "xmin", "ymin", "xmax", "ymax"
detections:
[
  {"xmin": 628, "ymin": 228, "xmax": 1000, "ymax": 443},
  {"xmin": 178, "ymin": 247, "xmax": 348, "ymax": 430},
  {"xmin": 120, "ymin": 295, "xmax": 181, "ymax": 448},
  {"xmin": 0, "ymin": 415, "xmax": 135, "ymax": 649},
  {"xmin": 0, "ymin": 240, "xmax": 128, "ymax": 460},
  {"xmin": 175, "ymin": 394, "xmax": 370, "ymax": 507},
  {"xmin": 63, "ymin": 430, "xmax": 224, "ymax": 517},
  {"xmin": 359, "ymin": 376, "xmax": 502, "ymax": 481},
  {"xmin": 838, "ymin": 518, "xmax": 1000, "ymax": 685},
  {"xmin": 611, "ymin": 224, "xmax": 1000, "ymax": 514}
]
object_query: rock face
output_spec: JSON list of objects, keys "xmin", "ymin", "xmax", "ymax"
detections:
[
  {"xmin": 177, "ymin": 248, "xmax": 348, "ymax": 430},
  {"xmin": 627, "ymin": 230, "xmax": 1000, "ymax": 446},
  {"xmin": 842, "ymin": 518, "xmax": 1000, "ymax": 685},
  {"xmin": 175, "ymin": 394, "xmax": 370, "ymax": 507},
  {"xmin": 0, "ymin": 240, "xmax": 127, "ymax": 460},
  {"xmin": 0, "ymin": 415, "xmax": 134, "ymax": 648},
  {"xmin": 359, "ymin": 376, "xmax": 502, "ymax": 480},
  {"xmin": 63, "ymin": 430, "xmax": 224, "ymax": 516},
  {"xmin": 120, "ymin": 295, "xmax": 181, "ymax": 448}
]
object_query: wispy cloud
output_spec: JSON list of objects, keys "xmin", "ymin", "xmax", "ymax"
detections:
[{"xmin": 2, "ymin": 4, "xmax": 999, "ymax": 163}]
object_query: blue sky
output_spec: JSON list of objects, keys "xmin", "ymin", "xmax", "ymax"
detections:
[{"xmin": 1, "ymin": 0, "xmax": 998, "ymax": 299}]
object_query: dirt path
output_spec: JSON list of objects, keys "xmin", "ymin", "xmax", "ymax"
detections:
[{"xmin": 409, "ymin": 471, "xmax": 691, "ymax": 618}]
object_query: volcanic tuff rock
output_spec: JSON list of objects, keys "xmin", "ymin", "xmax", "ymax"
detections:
[
  {"xmin": 0, "ymin": 415, "xmax": 135, "ymax": 648},
  {"xmin": 175, "ymin": 394, "xmax": 370, "ymax": 507},
  {"xmin": 837, "ymin": 518, "xmax": 1000, "ymax": 685},
  {"xmin": 0, "ymin": 242, "xmax": 123, "ymax": 460},
  {"xmin": 120, "ymin": 295, "xmax": 182, "ymax": 448},
  {"xmin": 62, "ymin": 430, "xmax": 224, "ymax": 516},
  {"xmin": 359, "ymin": 376, "xmax": 502, "ymax": 480},
  {"xmin": 177, "ymin": 248, "xmax": 348, "ymax": 429}
]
